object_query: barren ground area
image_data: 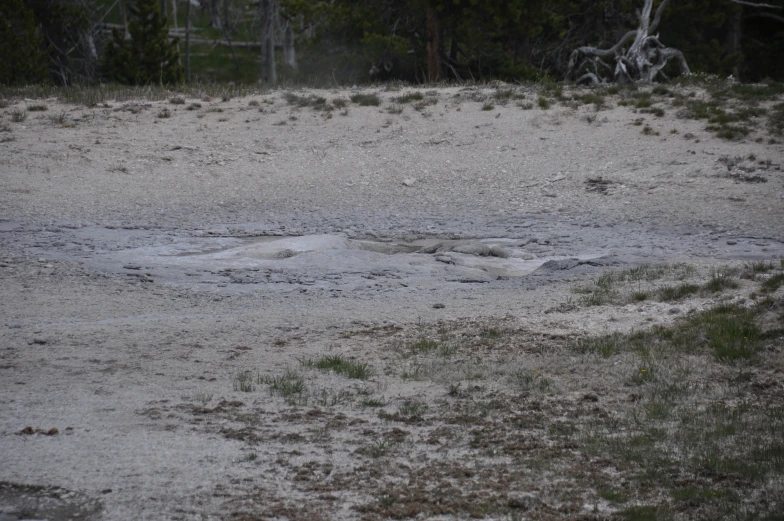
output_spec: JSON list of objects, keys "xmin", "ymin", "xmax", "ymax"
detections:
[{"xmin": 1, "ymin": 84, "xmax": 783, "ymax": 521}]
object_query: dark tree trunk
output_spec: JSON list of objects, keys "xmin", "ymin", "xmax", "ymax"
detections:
[
  {"xmin": 426, "ymin": 5, "xmax": 441, "ymax": 82},
  {"xmin": 727, "ymin": 10, "xmax": 743, "ymax": 77},
  {"xmin": 186, "ymin": 0, "xmax": 191, "ymax": 81},
  {"xmin": 259, "ymin": 0, "xmax": 277, "ymax": 84},
  {"xmin": 210, "ymin": 0, "xmax": 221, "ymax": 29}
]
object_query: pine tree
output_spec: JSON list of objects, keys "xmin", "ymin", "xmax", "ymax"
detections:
[
  {"xmin": 103, "ymin": 0, "xmax": 183, "ymax": 85},
  {"xmin": 0, "ymin": 0, "xmax": 49, "ymax": 85}
]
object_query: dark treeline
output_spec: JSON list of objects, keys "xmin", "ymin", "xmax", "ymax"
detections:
[{"xmin": 2, "ymin": 0, "xmax": 783, "ymax": 86}]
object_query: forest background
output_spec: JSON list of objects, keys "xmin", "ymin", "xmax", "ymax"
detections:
[{"xmin": 1, "ymin": 0, "xmax": 783, "ymax": 87}]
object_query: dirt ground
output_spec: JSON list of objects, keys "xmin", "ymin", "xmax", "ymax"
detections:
[{"xmin": 1, "ymin": 84, "xmax": 783, "ymax": 521}]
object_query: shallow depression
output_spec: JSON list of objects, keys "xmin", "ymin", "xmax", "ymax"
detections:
[{"xmin": 117, "ymin": 233, "xmax": 605, "ymax": 283}]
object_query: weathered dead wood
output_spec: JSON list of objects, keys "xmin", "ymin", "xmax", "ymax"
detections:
[{"xmin": 566, "ymin": 0, "xmax": 690, "ymax": 84}]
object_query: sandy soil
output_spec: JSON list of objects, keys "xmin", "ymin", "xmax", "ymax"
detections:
[{"xmin": 0, "ymin": 84, "xmax": 783, "ymax": 521}]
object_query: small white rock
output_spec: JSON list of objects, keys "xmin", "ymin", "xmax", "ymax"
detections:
[{"xmin": 402, "ymin": 178, "xmax": 416, "ymax": 187}]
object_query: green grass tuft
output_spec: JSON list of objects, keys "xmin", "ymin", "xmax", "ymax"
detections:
[
  {"xmin": 262, "ymin": 369, "xmax": 306, "ymax": 399},
  {"xmin": 409, "ymin": 337, "xmax": 440, "ymax": 353},
  {"xmin": 658, "ymin": 283, "xmax": 699, "ymax": 301},
  {"xmin": 761, "ymin": 273, "xmax": 784, "ymax": 293},
  {"xmin": 393, "ymin": 92, "xmax": 424, "ymax": 103},
  {"xmin": 301, "ymin": 354, "xmax": 374, "ymax": 380},
  {"xmin": 350, "ymin": 93, "xmax": 381, "ymax": 106}
]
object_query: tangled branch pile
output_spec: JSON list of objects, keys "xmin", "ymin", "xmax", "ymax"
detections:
[{"xmin": 566, "ymin": 0, "xmax": 690, "ymax": 85}]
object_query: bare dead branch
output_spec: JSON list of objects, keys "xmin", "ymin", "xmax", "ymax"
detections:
[
  {"xmin": 729, "ymin": 0, "xmax": 782, "ymax": 9},
  {"xmin": 650, "ymin": 0, "xmax": 673, "ymax": 34},
  {"xmin": 576, "ymin": 72, "xmax": 601, "ymax": 85},
  {"xmin": 566, "ymin": 0, "xmax": 688, "ymax": 84}
]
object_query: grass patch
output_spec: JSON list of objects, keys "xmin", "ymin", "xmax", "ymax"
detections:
[
  {"xmin": 584, "ymin": 385, "xmax": 784, "ymax": 517},
  {"xmin": 301, "ymin": 354, "xmax": 374, "ymax": 380},
  {"xmin": 510, "ymin": 369, "xmax": 552, "ymax": 392},
  {"xmin": 408, "ymin": 336, "xmax": 440, "ymax": 354},
  {"xmin": 704, "ymin": 268, "xmax": 739, "ymax": 293},
  {"xmin": 761, "ymin": 273, "xmax": 784, "ymax": 293},
  {"xmin": 312, "ymin": 388, "xmax": 354, "ymax": 407},
  {"xmin": 181, "ymin": 392, "xmax": 213, "ymax": 405},
  {"xmin": 575, "ymin": 294, "xmax": 776, "ymax": 363},
  {"xmin": 262, "ymin": 369, "xmax": 306, "ymax": 400},
  {"xmin": 413, "ymin": 97, "xmax": 437, "ymax": 111},
  {"xmin": 537, "ymin": 96, "xmax": 551, "ymax": 109},
  {"xmin": 27, "ymin": 104, "xmax": 47, "ymax": 111},
  {"xmin": 658, "ymin": 283, "xmax": 700, "ymax": 301},
  {"xmin": 350, "ymin": 93, "xmax": 381, "ymax": 106},
  {"xmin": 363, "ymin": 440, "xmax": 391, "ymax": 458},
  {"xmin": 480, "ymin": 328, "xmax": 502, "ymax": 339},
  {"xmin": 393, "ymin": 92, "xmax": 424, "ymax": 103},
  {"xmin": 283, "ymin": 92, "xmax": 330, "ymax": 110},
  {"xmin": 599, "ymin": 488, "xmax": 628, "ymax": 503},
  {"xmin": 707, "ymin": 123, "xmax": 750, "ymax": 140},
  {"xmin": 642, "ymin": 125, "xmax": 658, "ymax": 135},
  {"xmin": 398, "ymin": 401, "xmax": 427, "ymax": 420},
  {"xmin": 360, "ymin": 397, "xmax": 388, "ymax": 407},
  {"xmin": 573, "ymin": 92, "xmax": 606, "ymax": 110},
  {"xmin": 616, "ymin": 505, "xmax": 664, "ymax": 521},
  {"xmin": 576, "ymin": 332, "xmax": 637, "ymax": 358},
  {"xmin": 481, "ymin": 102, "xmax": 494, "ymax": 111},
  {"xmin": 746, "ymin": 261, "xmax": 777, "ymax": 274},
  {"xmin": 492, "ymin": 88, "xmax": 524, "ymax": 102},
  {"xmin": 713, "ymin": 80, "xmax": 784, "ymax": 102},
  {"xmin": 10, "ymin": 109, "xmax": 26, "ymax": 122},
  {"xmin": 49, "ymin": 111, "xmax": 68, "ymax": 125},
  {"xmin": 566, "ymin": 264, "xmax": 735, "ymax": 308},
  {"xmin": 692, "ymin": 305, "xmax": 762, "ymax": 361},
  {"xmin": 770, "ymin": 103, "xmax": 784, "ymax": 136},
  {"xmin": 233, "ymin": 370, "xmax": 256, "ymax": 392}
]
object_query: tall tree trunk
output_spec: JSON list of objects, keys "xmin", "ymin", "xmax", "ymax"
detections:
[
  {"xmin": 210, "ymin": 0, "xmax": 221, "ymax": 29},
  {"xmin": 426, "ymin": 5, "xmax": 441, "ymax": 82},
  {"xmin": 259, "ymin": 0, "xmax": 277, "ymax": 84},
  {"xmin": 185, "ymin": 0, "xmax": 191, "ymax": 81},
  {"xmin": 219, "ymin": 0, "xmax": 240, "ymax": 73},
  {"xmin": 171, "ymin": 0, "xmax": 181, "ymax": 67},
  {"xmin": 283, "ymin": 21, "xmax": 296, "ymax": 69},
  {"xmin": 159, "ymin": 0, "xmax": 167, "ymax": 17},
  {"xmin": 727, "ymin": 9, "xmax": 743, "ymax": 78},
  {"xmin": 120, "ymin": 0, "xmax": 129, "ymax": 38}
]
